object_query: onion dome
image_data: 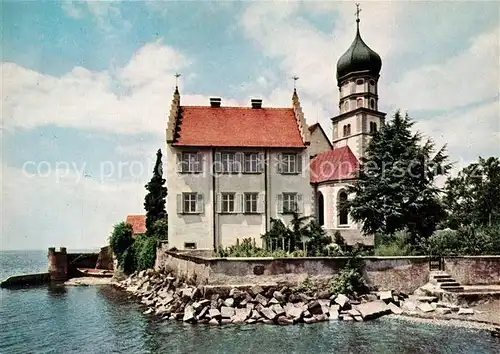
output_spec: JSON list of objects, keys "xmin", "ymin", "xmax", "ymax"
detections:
[{"xmin": 336, "ymin": 19, "xmax": 382, "ymax": 81}]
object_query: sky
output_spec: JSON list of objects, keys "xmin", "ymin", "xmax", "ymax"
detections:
[{"xmin": 1, "ymin": 0, "xmax": 499, "ymax": 251}]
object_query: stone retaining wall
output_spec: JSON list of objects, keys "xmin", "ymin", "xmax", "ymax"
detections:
[
  {"xmin": 155, "ymin": 245, "xmax": 431, "ymax": 293},
  {"xmin": 155, "ymin": 244, "xmax": 500, "ymax": 293},
  {"xmin": 444, "ymin": 256, "xmax": 500, "ymax": 285}
]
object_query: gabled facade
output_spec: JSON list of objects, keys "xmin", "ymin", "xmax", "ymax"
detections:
[
  {"xmin": 308, "ymin": 123, "xmax": 333, "ymax": 158},
  {"xmin": 166, "ymin": 91, "xmax": 312, "ymax": 251}
]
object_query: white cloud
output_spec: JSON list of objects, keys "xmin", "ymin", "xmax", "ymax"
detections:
[
  {"xmin": 0, "ymin": 163, "xmax": 147, "ymax": 250},
  {"xmin": 386, "ymin": 27, "xmax": 499, "ymax": 111},
  {"xmin": 61, "ymin": 1, "xmax": 125, "ymax": 33},
  {"xmin": 1, "ymin": 41, "xmax": 240, "ymax": 135},
  {"xmin": 415, "ymin": 100, "xmax": 500, "ymax": 167}
]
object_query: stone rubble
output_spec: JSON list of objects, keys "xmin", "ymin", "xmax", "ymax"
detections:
[{"xmin": 113, "ymin": 270, "xmax": 471, "ymax": 326}]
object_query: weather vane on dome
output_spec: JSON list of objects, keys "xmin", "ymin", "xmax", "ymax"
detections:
[{"xmin": 355, "ymin": 3, "xmax": 361, "ymax": 22}]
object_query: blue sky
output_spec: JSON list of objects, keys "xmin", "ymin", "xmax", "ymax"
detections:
[{"xmin": 1, "ymin": 1, "xmax": 499, "ymax": 250}]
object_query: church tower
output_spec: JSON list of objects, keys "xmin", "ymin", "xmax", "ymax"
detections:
[{"xmin": 331, "ymin": 8, "xmax": 386, "ymax": 160}]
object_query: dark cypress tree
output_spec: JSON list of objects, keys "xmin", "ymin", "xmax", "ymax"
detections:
[
  {"xmin": 144, "ymin": 149, "xmax": 167, "ymax": 236},
  {"xmin": 347, "ymin": 111, "xmax": 451, "ymax": 246}
]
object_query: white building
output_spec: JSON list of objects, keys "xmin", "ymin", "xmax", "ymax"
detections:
[
  {"xmin": 165, "ymin": 16, "xmax": 384, "ymax": 250},
  {"xmin": 166, "ymin": 92, "xmax": 312, "ymax": 251}
]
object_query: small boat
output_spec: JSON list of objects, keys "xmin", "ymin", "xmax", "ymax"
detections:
[{"xmin": 76, "ymin": 268, "xmax": 114, "ymax": 278}]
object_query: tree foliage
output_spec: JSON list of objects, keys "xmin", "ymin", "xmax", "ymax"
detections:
[
  {"xmin": 443, "ymin": 156, "xmax": 500, "ymax": 229},
  {"xmin": 348, "ymin": 111, "xmax": 451, "ymax": 245},
  {"xmin": 144, "ymin": 149, "xmax": 168, "ymax": 237},
  {"xmin": 109, "ymin": 222, "xmax": 134, "ymax": 267}
]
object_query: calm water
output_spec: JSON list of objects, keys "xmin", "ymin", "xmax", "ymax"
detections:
[{"xmin": 1, "ymin": 251, "xmax": 499, "ymax": 354}]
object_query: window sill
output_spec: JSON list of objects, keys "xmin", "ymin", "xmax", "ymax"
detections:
[
  {"xmin": 178, "ymin": 171, "xmax": 203, "ymax": 174},
  {"xmin": 242, "ymin": 171, "xmax": 262, "ymax": 174},
  {"xmin": 280, "ymin": 172, "xmax": 301, "ymax": 175},
  {"xmin": 179, "ymin": 212, "xmax": 202, "ymax": 215},
  {"xmin": 243, "ymin": 212, "xmax": 261, "ymax": 215},
  {"xmin": 218, "ymin": 212, "xmax": 239, "ymax": 215}
]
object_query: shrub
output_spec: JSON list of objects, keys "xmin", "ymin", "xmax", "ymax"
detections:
[
  {"xmin": 133, "ymin": 235, "xmax": 158, "ymax": 271},
  {"xmin": 428, "ymin": 225, "xmax": 500, "ymax": 255},
  {"xmin": 328, "ymin": 252, "xmax": 367, "ymax": 296},
  {"xmin": 294, "ymin": 277, "xmax": 317, "ymax": 296},
  {"xmin": 374, "ymin": 230, "xmax": 416, "ymax": 256},
  {"xmin": 109, "ymin": 222, "xmax": 134, "ymax": 267}
]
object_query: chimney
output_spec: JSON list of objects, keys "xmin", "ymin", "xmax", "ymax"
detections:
[
  {"xmin": 210, "ymin": 97, "xmax": 221, "ymax": 108},
  {"xmin": 251, "ymin": 99, "xmax": 263, "ymax": 109}
]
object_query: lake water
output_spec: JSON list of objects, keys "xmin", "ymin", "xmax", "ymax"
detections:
[{"xmin": 1, "ymin": 251, "xmax": 499, "ymax": 353}]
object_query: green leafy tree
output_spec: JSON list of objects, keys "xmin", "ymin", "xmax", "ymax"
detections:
[
  {"xmin": 306, "ymin": 220, "xmax": 332, "ymax": 256},
  {"xmin": 144, "ymin": 149, "xmax": 168, "ymax": 236},
  {"xmin": 348, "ymin": 111, "xmax": 451, "ymax": 246},
  {"xmin": 443, "ymin": 156, "xmax": 500, "ymax": 229},
  {"xmin": 109, "ymin": 222, "xmax": 134, "ymax": 267}
]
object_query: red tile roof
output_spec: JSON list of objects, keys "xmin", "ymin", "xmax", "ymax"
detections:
[
  {"xmin": 310, "ymin": 146, "xmax": 359, "ymax": 183},
  {"xmin": 173, "ymin": 107, "xmax": 305, "ymax": 148},
  {"xmin": 126, "ymin": 215, "xmax": 146, "ymax": 236}
]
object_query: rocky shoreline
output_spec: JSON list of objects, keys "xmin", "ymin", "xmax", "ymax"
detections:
[{"xmin": 113, "ymin": 269, "xmax": 486, "ymax": 327}]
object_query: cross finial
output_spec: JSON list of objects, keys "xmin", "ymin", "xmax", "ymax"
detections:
[
  {"xmin": 355, "ymin": 3, "xmax": 361, "ymax": 23},
  {"xmin": 174, "ymin": 73, "xmax": 181, "ymax": 86},
  {"xmin": 292, "ymin": 75, "xmax": 299, "ymax": 91}
]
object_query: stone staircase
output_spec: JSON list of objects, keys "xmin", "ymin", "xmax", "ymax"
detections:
[{"xmin": 429, "ymin": 271, "xmax": 464, "ymax": 292}]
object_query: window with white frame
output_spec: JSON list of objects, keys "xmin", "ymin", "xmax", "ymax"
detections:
[
  {"xmin": 283, "ymin": 193, "xmax": 298, "ymax": 213},
  {"xmin": 244, "ymin": 153, "xmax": 259, "ymax": 173},
  {"xmin": 181, "ymin": 152, "xmax": 199, "ymax": 173},
  {"xmin": 244, "ymin": 193, "xmax": 258, "ymax": 213},
  {"xmin": 282, "ymin": 153, "xmax": 297, "ymax": 174},
  {"xmin": 221, "ymin": 193, "xmax": 235, "ymax": 213},
  {"xmin": 183, "ymin": 193, "xmax": 197, "ymax": 213},
  {"xmin": 221, "ymin": 152, "xmax": 236, "ymax": 173}
]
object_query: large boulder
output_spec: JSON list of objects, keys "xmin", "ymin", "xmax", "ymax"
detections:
[
  {"xmin": 183, "ymin": 305, "xmax": 195, "ymax": 322},
  {"xmin": 260, "ymin": 307, "xmax": 277, "ymax": 320},
  {"xmin": 355, "ymin": 301, "xmax": 391, "ymax": 320},
  {"xmin": 387, "ymin": 303, "xmax": 403, "ymax": 315},
  {"xmin": 220, "ymin": 306, "xmax": 235, "ymax": 318},
  {"xmin": 335, "ymin": 294, "xmax": 349, "ymax": 308},
  {"xmin": 208, "ymin": 308, "xmax": 221, "ymax": 319},
  {"xmin": 378, "ymin": 290, "xmax": 393, "ymax": 303},
  {"xmin": 255, "ymin": 294, "xmax": 269, "ymax": 306},
  {"xmin": 224, "ymin": 298, "xmax": 235, "ymax": 307},
  {"xmin": 417, "ymin": 302, "xmax": 434, "ymax": 313},
  {"xmin": 286, "ymin": 305, "xmax": 304, "ymax": 320},
  {"xmin": 271, "ymin": 304, "xmax": 285, "ymax": 316}
]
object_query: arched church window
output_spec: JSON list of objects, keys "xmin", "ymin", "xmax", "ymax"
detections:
[
  {"xmin": 338, "ymin": 190, "xmax": 348, "ymax": 226},
  {"xmin": 369, "ymin": 80, "xmax": 375, "ymax": 86},
  {"xmin": 370, "ymin": 99, "xmax": 375, "ymax": 109},
  {"xmin": 370, "ymin": 122, "xmax": 377, "ymax": 133},
  {"xmin": 344, "ymin": 101, "xmax": 349, "ymax": 112},
  {"xmin": 346, "ymin": 124, "xmax": 351, "ymax": 136},
  {"xmin": 356, "ymin": 98, "xmax": 363, "ymax": 108}
]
